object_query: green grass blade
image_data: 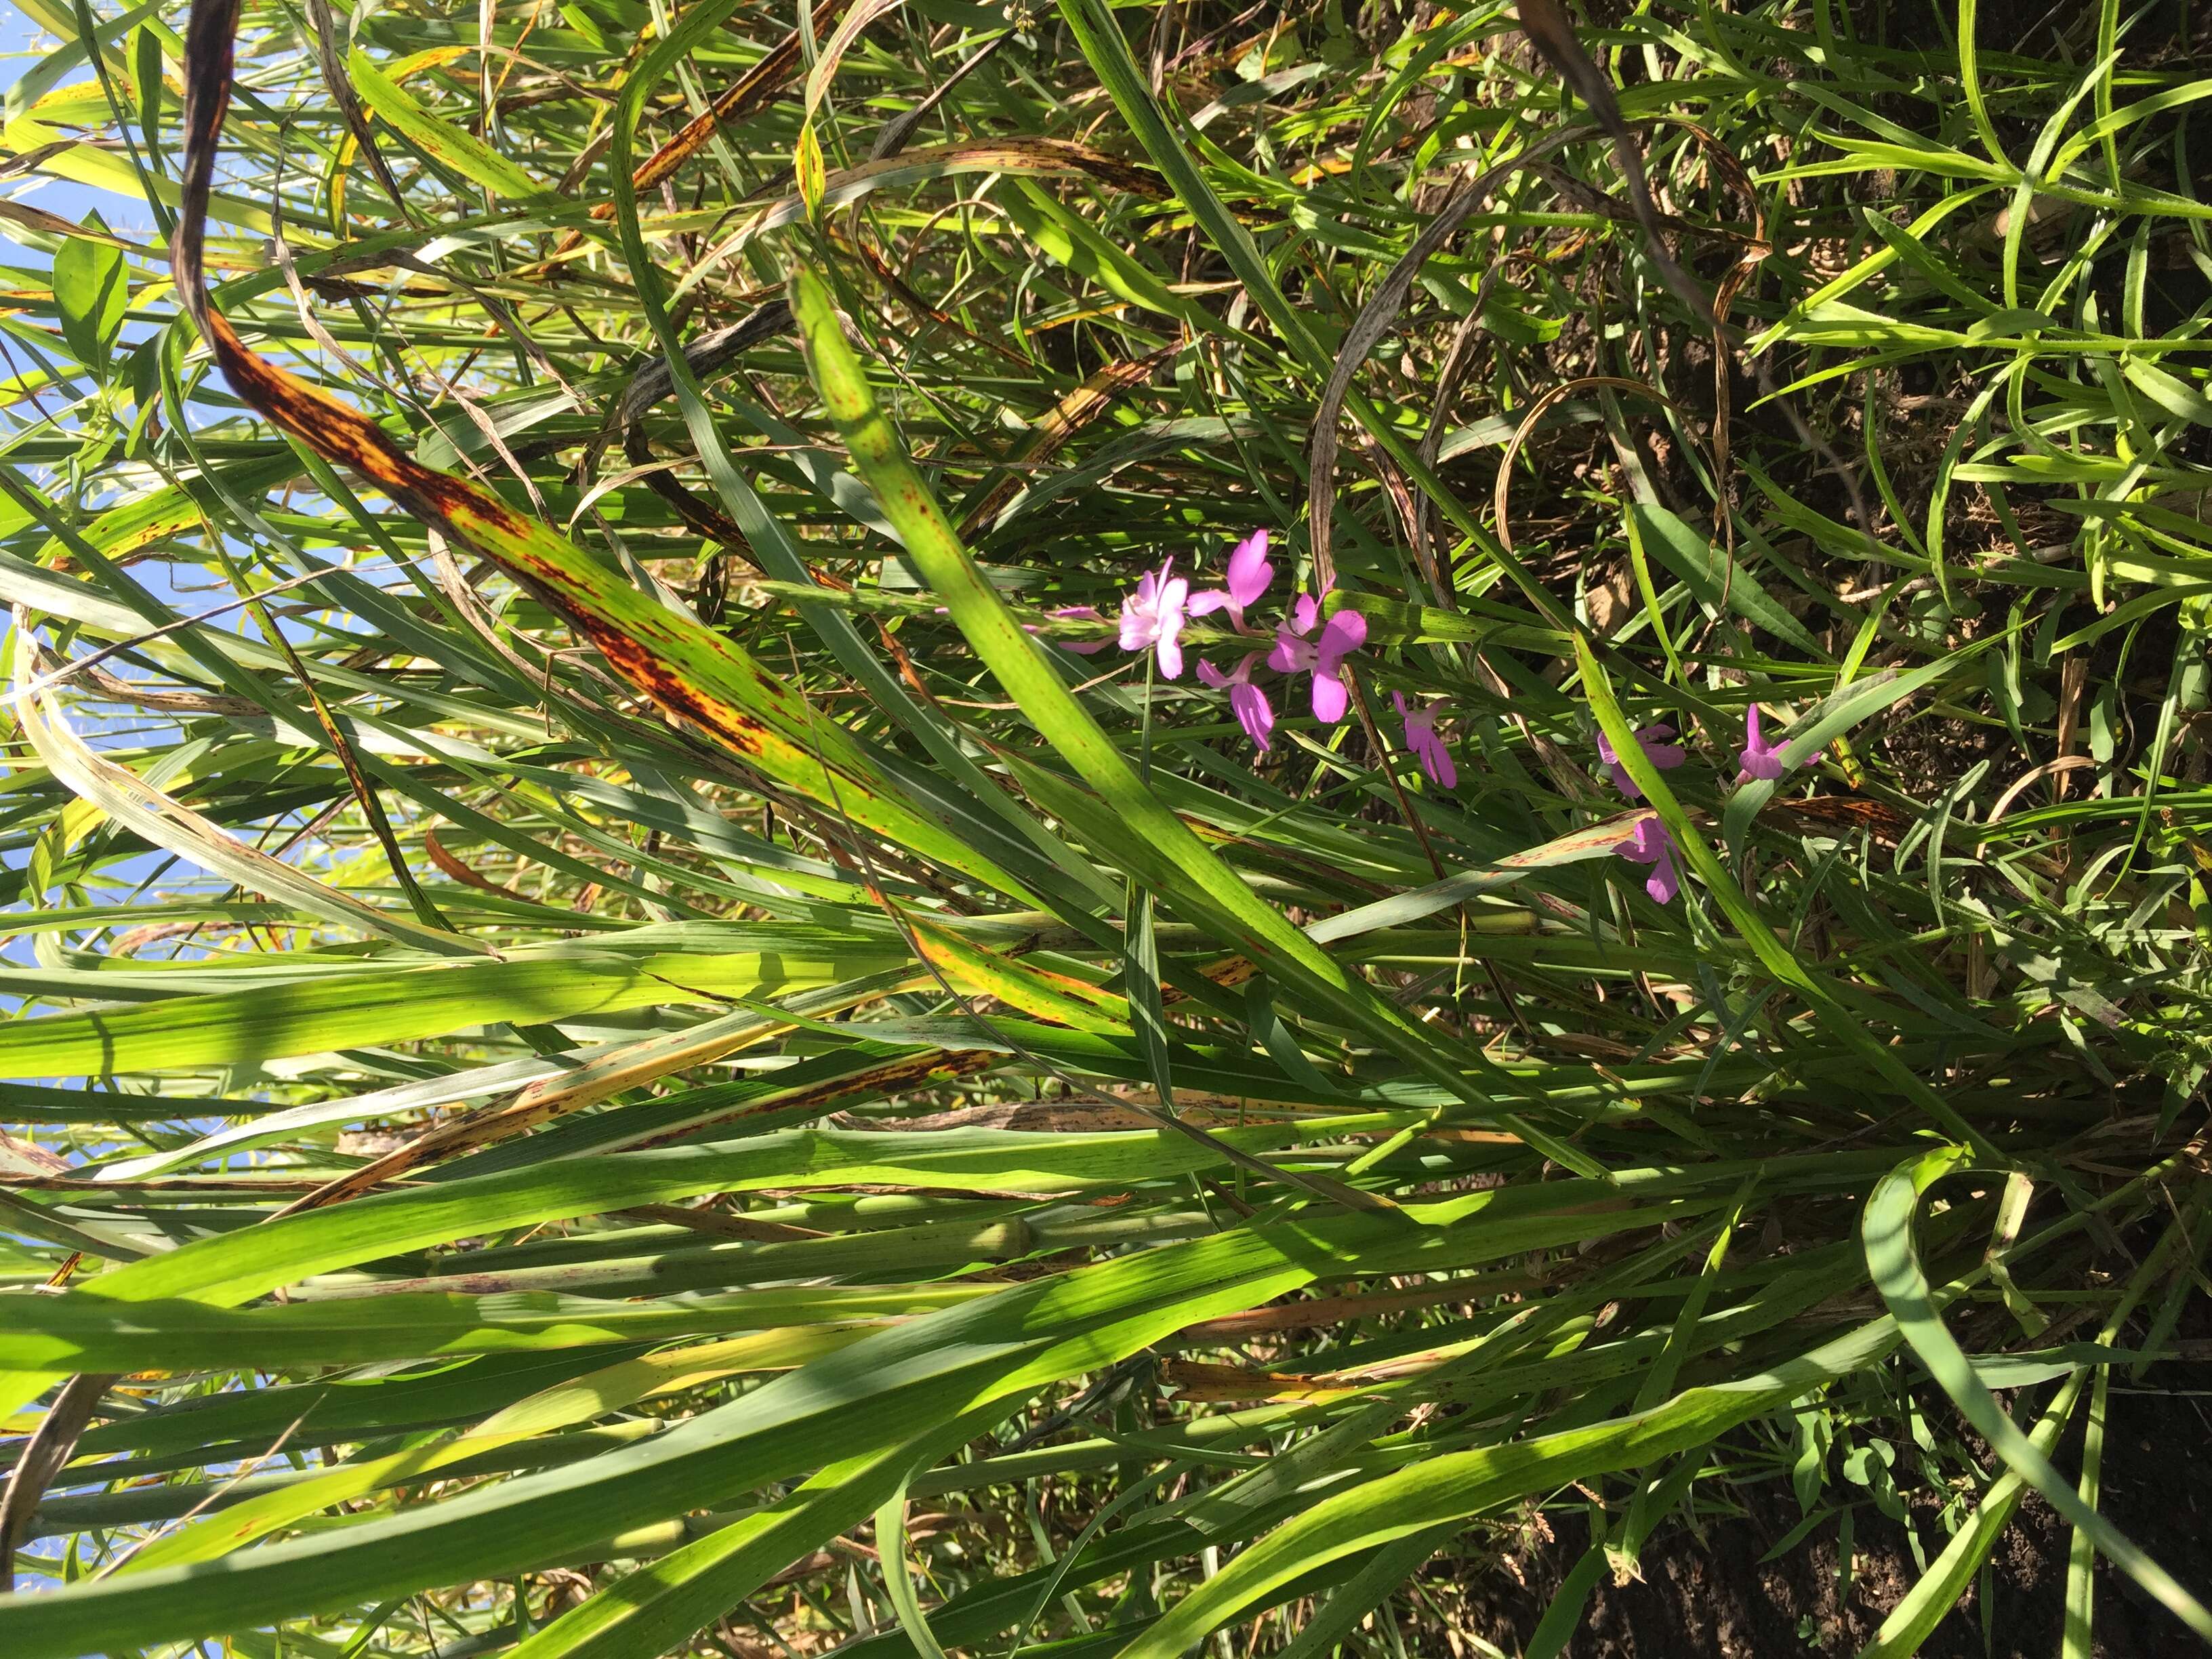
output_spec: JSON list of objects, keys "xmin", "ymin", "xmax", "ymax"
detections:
[{"xmin": 1862, "ymin": 1149, "xmax": 2212, "ymax": 1641}]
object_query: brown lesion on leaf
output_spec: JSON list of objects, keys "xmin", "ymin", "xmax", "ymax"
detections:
[
  {"xmin": 589, "ymin": 626, "xmax": 777, "ymax": 760},
  {"xmin": 205, "ymin": 287, "xmax": 832, "ymax": 790},
  {"xmin": 1197, "ymin": 956, "xmax": 1258, "ymax": 993},
  {"xmin": 577, "ymin": 626, "xmax": 903, "ymax": 817},
  {"xmin": 178, "ymin": 0, "xmax": 957, "ymax": 876},
  {"xmin": 205, "ymin": 316, "xmax": 543, "ymax": 560}
]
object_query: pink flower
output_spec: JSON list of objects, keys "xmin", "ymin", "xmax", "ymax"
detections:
[
  {"xmin": 1615, "ymin": 816, "xmax": 1680, "ymax": 903},
  {"xmin": 1392, "ymin": 692, "xmax": 1456, "ymax": 789},
  {"xmin": 1736, "ymin": 705, "xmax": 1817, "ymax": 783},
  {"xmin": 1267, "ymin": 591, "xmax": 1366, "ymax": 723},
  {"xmin": 1185, "ymin": 529, "xmax": 1275, "ymax": 632},
  {"xmin": 1118, "ymin": 560, "xmax": 1190, "ymax": 679},
  {"xmin": 1199, "ymin": 653, "xmax": 1274, "ymax": 752},
  {"xmin": 1597, "ymin": 722, "xmax": 1685, "ymax": 800}
]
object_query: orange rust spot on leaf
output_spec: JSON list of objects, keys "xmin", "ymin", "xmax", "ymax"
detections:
[{"xmin": 590, "ymin": 626, "xmax": 775, "ymax": 760}]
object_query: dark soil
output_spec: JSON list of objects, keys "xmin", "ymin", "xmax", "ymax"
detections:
[{"xmin": 1431, "ymin": 1363, "xmax": 2212, "ymax": 1658}]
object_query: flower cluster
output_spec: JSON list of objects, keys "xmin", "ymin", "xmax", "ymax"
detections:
[
  {"xmin": 1600, "ymin": 710, "xmax": 1821, "ymax": 903},
  {"xmin": 1113, "ymin": 531, "xmax": 1388, "ymax": 760},
  {"xmin": 1092, "ymin": 539, "xmax": 1826, "ymax": 910}
]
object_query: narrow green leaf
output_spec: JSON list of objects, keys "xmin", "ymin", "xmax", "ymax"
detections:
[
  {"xmin": 1575, "ymin": 632, "xmax": 1994, "ymax": 1156},
  {"xmin": 1629, "ymin": 504, "xmax": 1828, "ymax": 659},
  {"xmin": 0, "ymin": 941, "xmax": 902, "ymax": 1076}
]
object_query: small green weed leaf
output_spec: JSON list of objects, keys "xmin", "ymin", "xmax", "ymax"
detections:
[{"xmin": 51, "ymin": 216, "xmax": 127, "ymax": 366}]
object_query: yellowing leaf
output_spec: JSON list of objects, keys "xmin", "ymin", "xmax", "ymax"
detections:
[
  {"xmin": 794, "ymin": 120, "xmax": 826, "ymax": 219},
  {"xmin": 349, "ymin": 47, "xmax": 544, "ymax": 200}
]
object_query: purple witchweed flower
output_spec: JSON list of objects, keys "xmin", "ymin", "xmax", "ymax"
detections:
[
  {"xmin": 1186, "ymin": 529, "xmax": 1275, "ymax": 633},
  {"xmin": 1268, "ymin": 590, "xmax": 1366, "ymax": 723},
  {"xmin": 1118, "ymin": 560, "xmax": 1190, "ymax": 679},
  {"xmin": 1393, "ymin": 692, "xmax": 1456, "ymax": 789},
  {"xmin": 1597, "ymin": 722, "xmax": 1686, "ymax": 800},
  {"xmin": 1736, "ymin": 705, "xmax": 1818, "ymax": 784},
  {"xmin": 1198, "ymin": 653, "xmax": 1274, "ymax": 752},
  {"xmin": 1615, "ymin": 815, "xmax": 1681, "ymax": 904}
]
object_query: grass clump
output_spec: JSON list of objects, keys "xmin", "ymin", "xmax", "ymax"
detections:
[{"xmin": 1, "ymin": 0, "xmax": 2209, "ymax": 1655}]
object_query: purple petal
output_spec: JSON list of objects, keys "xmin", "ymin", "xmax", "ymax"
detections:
[
  {"xmin": 1157, "ymin": 631, "xmax": 1184, "ymax": 680},
  {"xmin": 1734, "ymin": 708, "xmax": 1782, "ymax": 781},
  {"xmin": 1615, "ymin": 817, "xmax": 1666, "ymax": 863},
  {"xmin": 1392, "ymin": 691, "xmax": 1410, "ymax": 720},
  {"xmin": 1185, "ymin": 589, "xmax": 1231, "ymax": 617},
  {"xmin": 1311, "ymin": 669, "xmax": 1349, "ymax": 724},
  {"xmin": 1315, "ymin": 608, "xmax": 1366, "ymax": 669},
  {"xmin": 1267, "ymin": 624, "xmax": 1309, "ymax": 674},
  {"xmin": 1425, "ymin": 735, "xmax": 1456, "ymax": 790},
  {"xmin": 1738, "ymin": 747, "xmax": 1785, "ymax": 783},
  {"xmin": 1231, "ymin": 680, "xmax": 1274, "ymax": 752},
  {"xmin": 1227, "ymin": 530, "xmax": 1273, "ymax": 609},
  {"xmin": 1614, "ymin": 819, "xmax": 1682, "ymax": 902},
  {"xmin": 1639, "ymin": 724, "xmax": 1687, "ymax": 771},
  {"xmin": 1196, "ymin": 659, "xmax": 1229, "ymax": 689},
  {"xmin": 1290, "ymin": 593, "xmax": 1319, "ymax": 636},
  {"xmin": 1599, "ymin": 722, "xmax": 1684, "ymax": 798}
]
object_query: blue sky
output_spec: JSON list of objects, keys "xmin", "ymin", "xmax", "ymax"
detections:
[
  {"xmin": 2, "ymin": 2, "xmax": 129, "ymax": 249},
  {"xmin": 0, "ymin": 5, "xmax": 319, "ymax": 986},
  {"xmin": 3, "ymin": 1, "xmax": 183, "ymax": 979}
]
